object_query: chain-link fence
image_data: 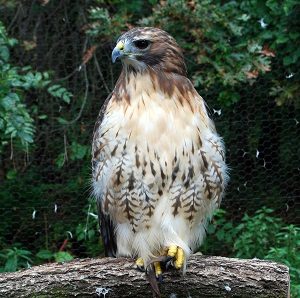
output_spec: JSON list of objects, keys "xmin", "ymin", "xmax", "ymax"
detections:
[{"xmin": 0, "ymin": 1, "xmax": 299, "ymax": 273}]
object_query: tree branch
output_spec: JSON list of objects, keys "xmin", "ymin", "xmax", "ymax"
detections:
[{"xmin": 0, "ymin": 255, "xmax": 290, "ymax": 298}]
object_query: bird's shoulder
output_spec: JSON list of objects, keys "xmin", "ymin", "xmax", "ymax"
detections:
[{"xmin": 92, "ymin": 92, "xmax": 113, "ymax": 138}]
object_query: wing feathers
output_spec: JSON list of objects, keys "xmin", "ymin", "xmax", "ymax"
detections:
[{"xmin": 97, "ymin": 202, "xmax": 117, "ymax": 257}]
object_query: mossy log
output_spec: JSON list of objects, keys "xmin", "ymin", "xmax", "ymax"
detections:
[{"xmin": 0, "ymin": 255, "xmax": 290, "ymax": 297}]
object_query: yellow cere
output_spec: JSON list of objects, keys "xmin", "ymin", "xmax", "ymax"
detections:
[{"xmin": 116, "ymin": 41, "xmax": 124, "ymax": 50}]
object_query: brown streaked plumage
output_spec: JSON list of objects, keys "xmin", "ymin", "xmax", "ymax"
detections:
[{"xmin": 92, "ymin": 27, "xmax": 228, "ymax": 271}]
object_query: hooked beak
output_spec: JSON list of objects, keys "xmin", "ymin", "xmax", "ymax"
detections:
[{"xmin": 112, "ymin": 41, "xmax": 125, "ymax": 63}]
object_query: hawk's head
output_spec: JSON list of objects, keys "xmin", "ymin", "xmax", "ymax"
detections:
[{"xmin": 112, "ymin": 27, "xmax": 186, "ymax": 76}]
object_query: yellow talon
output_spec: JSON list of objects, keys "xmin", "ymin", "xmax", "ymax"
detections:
[
  {"xmin": 135, "ymin": 257, "xmax": 144, "ymax": 268},
  {"xmin": 174, "ymin": 247, "xmax": 184, "ymax": 269},
  {"xmin": 167, "ymin": 244, "xmax": 178, "ymax": 257},
  {"xmin": 136, "ymin": 246, "xmax": 184, "ymax": 277},
  {"xmin": 154, "ymin": 261, "xmax": 162, "ymax": 277},
  {"xmin": 166, "ymin": 245, "xmax": 185, "ymax": 269}
]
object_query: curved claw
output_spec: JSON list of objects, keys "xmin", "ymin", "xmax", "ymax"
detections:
[
  {"xmin": 137, "ymin": 245, "xmax": 185, "ymax": 281},
  {"xmin": 135, "ymin": 257, "xmax": 145, "ymax": 272},
  {"xmin": 167, "ymin": 245, "xmax": 185, "ymax": 269}
]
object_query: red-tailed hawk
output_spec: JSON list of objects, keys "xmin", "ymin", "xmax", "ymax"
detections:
[{"xmin": 92, "ymin": 27, "xmax": 228, "ymax": 278}]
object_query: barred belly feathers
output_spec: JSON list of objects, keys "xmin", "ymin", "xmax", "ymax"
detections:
[{"xmin": 92, "ymin": 27, "xmax": 228, "ymax": 273}]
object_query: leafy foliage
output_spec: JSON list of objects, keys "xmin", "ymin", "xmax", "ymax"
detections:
[
  {"xmin": 266, "ymin": 224, "xmax": 300, "ymax": 297},
  {"xmin": 233, "ymin": 207, "xmax": 283, "ymax": 258},
  {"xmin": 75, "ymin": 200, "xmax": 103, "ymax": 256},
  {"xmin": 203, "ymin": 208, "xmax": 300, "ymax": 297},
  {"xmin": 36, "ymin": 250, "xmax": 74, "ymax": 263},
  {"xmin": 0, "ymin": 21, "xmax": 73, "ymax": 152},
  {"xmin": 86, "ymin": 0, "xmax": 299, "ymax": 107},
  {"xmin": 140, "ymin": 0, "xmax": 300, "ymax": 106},
  {"xmin": 0, "ymin": 246, "xmax": 32, "ymax": 272}
]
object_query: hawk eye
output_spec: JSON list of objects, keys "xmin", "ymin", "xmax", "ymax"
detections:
[{"xmin": 133, "ymin": 39, "xmax": 150, "ymax": 50}]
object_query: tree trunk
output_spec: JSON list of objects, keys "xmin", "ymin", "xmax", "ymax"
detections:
[{"xmin": 0, "ymin": 255, "xmax": 290, "ymax": 298}]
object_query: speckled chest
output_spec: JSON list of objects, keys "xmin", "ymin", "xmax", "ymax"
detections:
[{"xmin": 92, "ymin": 74, "xmax": 226, "ymax": 231}]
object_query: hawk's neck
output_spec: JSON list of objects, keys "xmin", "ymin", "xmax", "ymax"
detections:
[{"xmin": 113, "ymin": 69, "xmax": 197, "ymax": 110}]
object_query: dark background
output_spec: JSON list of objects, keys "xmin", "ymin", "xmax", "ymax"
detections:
[{"xmin": 0, "ymin": 0, "xmax": 299, "ymax": 295}]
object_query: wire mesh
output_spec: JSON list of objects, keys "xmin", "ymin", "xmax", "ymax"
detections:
[{"xmin": 0, "ymin": 1, "xmax": 299, "ymax": 269}]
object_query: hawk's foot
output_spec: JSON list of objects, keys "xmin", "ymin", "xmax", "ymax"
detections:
[
  {"xmin": 135, "ymin": 257, "xmax": 145, "ymax": 271},
  {"xmin": 166, "ymin": 245, "xmax": 185, "ymax": 269},
  {"xmin": 154, "ymin": 261, "xmax": 163, "ymax": 282},
  {"xmin": 136, "ymin": 245, "xmax": 184, "ymax": 279},
  {"xmin": 136, "ymin": 258, "xmax": 163, "ymax": 280}
]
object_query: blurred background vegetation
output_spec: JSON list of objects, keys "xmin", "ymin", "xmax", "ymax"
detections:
[{"xmin": 0, "ymin": 0, "xmax": 299, "ymax": 296}]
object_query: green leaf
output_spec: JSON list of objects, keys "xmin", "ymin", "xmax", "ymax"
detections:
[
  {"xmin": 76, "ymin": 223, "xmax": 86, "ymax": 241},
  {"xmin": 217, "ymin": 90, "xmax": 240, "ymax": 106},
  {"xmin": 216, "ymin": 229, "xmax": 225, "ymax": 241},
  {"xmin": 88, "ymin": 229, "xmax": 95, "ymax": 239},
  {"xmin": 57, "ymin": 117, "xmax": 69, "ymax": 125},
  {"xmin": 54, "ymin": 251, "xmax": 74, "ymax": 262},
  {"xmin": 36, "ymin": 250, "xmax": 54, "ymax": 260},
  {"xmin": 6, "ymin": 169, "xmax": 17, "ymax": 180},
  {"xmin": 38, "ymin": 114, "xmax": 48, "ymax": 119},
  {"xmin": 4, "ymin": 255, "xmax": 17, "ymax": 272},
  {"xmin": 0, "ymin": 45, "xmax": 10, "ymax": 61},
  {"xmin": 1, "ymin": 93, "xmax": 19, "ymax": 110},
  {"xmin": 47, "ymin": 84, "xmax": 61, "ymax": 92},
  {"xmin": 206, "ymin": 224, "xmax": 216, "ymax": 234},
  {"xmin": 47, "ymin": 85, "xmax": 72, "ymax": 103},
  {"xmin": 70, "ymin": 142, "xmax": 88, "ymax": 160},
  {"xmin": 62, "ymin": 92, "xmax": 72, "ymax": 104},
  {"xmin": 7, "ymin": 38, "xmax": 18, "ymax": 47},
  {"xmin": 55, "ymin": 153, "xmax": 66, "ymax": 168},
  {"xmin": 276, "ymin": 34, "xmax": 289, "ymax": 44},
  {"xmin": 18, "ymin": 131, "xmax": 33, "ymax": 143}
]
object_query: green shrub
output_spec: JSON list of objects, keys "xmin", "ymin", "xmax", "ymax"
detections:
[
  {"xmin": 265, "ymin": 225, "xmax": 300, "ymax": 298},
  {"xmin": 203, "ymin": 208, "xmax": 300, "ymax": 297},
  {"xmin": 0, "ymin": 246, "xmax": 32, "ymax": 272},
  {"xmin": 233, "ymin": 207, "xmax": 283, "ymax": 258},
  {"xmin": 0, "ymin": 21, "xmax": 72, "ymax": 152}
]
